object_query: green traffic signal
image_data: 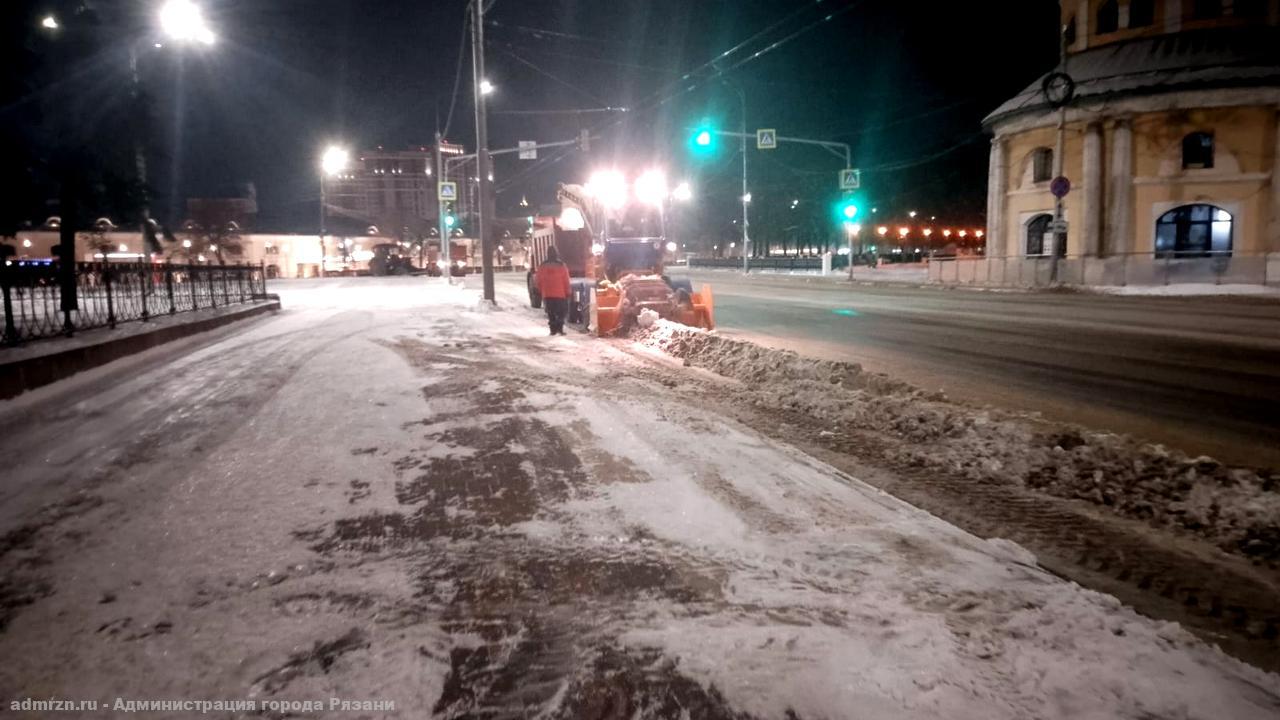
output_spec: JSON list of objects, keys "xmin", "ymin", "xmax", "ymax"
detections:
[
  {"xmin": 689, "ymin": 124, "xmax": 718, "ymax": 156},
  {"xmin": 835, "ymin": 197, "xmax": 860, "ymax": 223}
]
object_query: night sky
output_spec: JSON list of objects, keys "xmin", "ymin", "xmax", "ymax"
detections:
[{"xmin": 6, "ymin": 0, "xmax": 1060, "ymax": 236}]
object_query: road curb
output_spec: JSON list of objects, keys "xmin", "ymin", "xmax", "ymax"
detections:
[{"xmin": 0, "ymin": 297, "xmax": 281, "ymax": 400}]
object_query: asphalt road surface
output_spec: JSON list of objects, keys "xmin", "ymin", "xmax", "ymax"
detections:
[{"xmin": 670, "ymin": 269, "xmax": 1280, "ymax": 469}]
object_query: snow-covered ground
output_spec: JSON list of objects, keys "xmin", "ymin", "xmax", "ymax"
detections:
[{"xmin": 0, "ymin": 276, "xmax": 1277, "ymax": 719}]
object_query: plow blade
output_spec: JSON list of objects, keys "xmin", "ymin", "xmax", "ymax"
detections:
[{"xmin": 591, "ymin": 282, "xmax": 714, "ymax": 336}]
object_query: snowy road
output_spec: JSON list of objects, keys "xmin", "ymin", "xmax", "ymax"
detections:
[
  {"xmin": 1, "ymin": 277, "xmax": 1277, "ymax": 719},
  {"xmin": 669, "ymin": 268, "xmax": 1280, "ymax": 468}
]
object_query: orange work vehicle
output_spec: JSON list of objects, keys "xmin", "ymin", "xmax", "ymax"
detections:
[{"xmin": 525, "ymin": 184, "xmax": 713, "ymax": 335}]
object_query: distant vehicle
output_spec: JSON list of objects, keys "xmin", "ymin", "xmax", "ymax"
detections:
[{"xmin": 368, "ymin": 243, "xmax": 417, "ymax": 276}]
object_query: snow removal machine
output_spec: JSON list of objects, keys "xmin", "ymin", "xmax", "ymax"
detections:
[{"xmin": 525, "ymin": 182, "xmax": 714, "ymax": 335}]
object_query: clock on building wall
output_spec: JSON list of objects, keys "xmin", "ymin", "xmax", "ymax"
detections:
[{"xmin": 1041, "ymin": 72, "xmax": 1076, "ymax": 108}]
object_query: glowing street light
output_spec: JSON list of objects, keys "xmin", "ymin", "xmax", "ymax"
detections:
[
  {"xmin": 898, "ymin": 227, "xmax": 910, "ymax": 238},
  {"xmin": 909, "ymin": 211, "xmax": 918, "ymax": 218},
  {"xmin": 634, "ymin": 169, "xmax": 668, "ymax": 207},
  {"xmin": 923, "ymin": 228, "xmax": 933, "ymax": 238},
  {"xmin": 159, "ymin": 0, "xmax": 216, "ymax": 45},
  {"xmin": 975, "ymin": 230, "xmax": 986, "ymax": 238},
  {"xmin": 741, "ymin": 192, "xmax": 753, "ymax": 204},
  {"xmin": 877, "ymin": 226, "xmax": 889, "ymax": 237},
  {"xmin": 587, "ymin": 169, "xmax": 627, "ymax": 210},
  {"xmin": 479, "ymin": 79, "xmax": 495, "ymax": 95},
  {"xmin": 943, "ymin": 229, "xmax": 953, "ymax": 238},
  {"xmin": 321, "ymin": 146, "xmax": 349, "ymax": 177},
  {"xmin": 41, "ymin": 15, "xmax": 59, "ymax": 30},
  {"xmin": 959, "ymin": 230, "xmax": 969, "ymax": 238},
  {"xmin": 672, "ymin": 181, "xmax": 693, "ymax": 202}
]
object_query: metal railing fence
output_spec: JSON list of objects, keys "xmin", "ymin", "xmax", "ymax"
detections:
[{"xmin": 2, "ymin": 261, "xmax": 266, "ymax": 346}]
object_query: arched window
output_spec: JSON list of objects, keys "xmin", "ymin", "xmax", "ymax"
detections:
[
  {"xmin": 1128, "ymin": 0, "xmax": 1155, "ymax": 27},
  {"xmin": 1182, "ymin": 132, "xmax": 1215, "ymax": 169},
  {"xmin": 1155, "ymin": 205, "xmax": 1233, "ymax": 257},
  {"xmin": 1192, "ymin": 0, "xmax": 1223, "ymax": 19},
  {"xmin": 1031, "ymin": 147, "xmax": 1054, "ymax": 183},
  {"xmin": 1026, "ymin": 214, "xmax": 1053, "ymax": 256},
  {"xmin": 1097, "ymin": 0, "xmax": 1119, "ymax": 33}
]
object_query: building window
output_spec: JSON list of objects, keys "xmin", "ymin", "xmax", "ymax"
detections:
[
  {"xmin": 1233, "ymin": 0, "xmax": 1267, "ymax": 18},
  {"xmin": 1181, "ymin": 132, "xmax": 1215, "ymax": 169},
  {"xmin": 1128, "ymin": 0, "xmax": 1155, "ymax": 27},
  {"xmin": 1026, "ymin": 214, "xmax": 1053, "ymax": 256},
  {"xmin": 1097, "ymin": 0, "xmax": 1119, "ymax": 33},
  {"xmin": 1031, "ymin": 147, "xmax": 1054, "ymax": 183},
  {"xmin": 1155, "ymin": 205, "xmax": 1233, "ymax": 257},
  {"xmin": 1191, "ymin": 0, "xmax": 1223, "ymax": 19},
  {"xmin": 1064, "ymin": 16, "xmax": 1077, "ymax": 46}
]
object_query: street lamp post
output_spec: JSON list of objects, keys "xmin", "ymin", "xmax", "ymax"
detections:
[
  {"xmin": 320, "ymin": 145, "xmax": 349, "ymax": 279},
  {"xmin": 471, "ymin": 0, "xmax": 495, "ymax": 303}
]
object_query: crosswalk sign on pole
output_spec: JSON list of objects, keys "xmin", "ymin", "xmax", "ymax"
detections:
[
  {"xmin": 839, "ymin": 168, "xmax": 861, "ymax": 190},
  {"xmin": 756, "ymin": 128, "xmax": 777, "ymax": 150},
  {"xmin": 438, "ymin": 181, "xmax": 458, "ymax": 200}
]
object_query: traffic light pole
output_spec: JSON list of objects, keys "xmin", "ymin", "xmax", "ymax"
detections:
[{"xmin": 470, "ymin": 0, "xmax": 495, "ymax": 303}]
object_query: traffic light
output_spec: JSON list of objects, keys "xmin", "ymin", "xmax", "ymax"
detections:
[
  {"xmin": 442, "ymin": 201, "xmax": 457, "ymax": 230},
  {"xmin": 688, "ymin": 122, "xmax": 719, "ymax": 157},
  {"xmin": 835, "ymin": 197, "xmax": 860, "ymax": 223}
]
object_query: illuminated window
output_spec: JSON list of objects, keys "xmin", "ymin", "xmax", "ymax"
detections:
[
  {"xmin": 1097, "ymin": 0, "xmax": 1119, "ymax": 33},
  {"xmin": 1181, "ymin": 132, "xmax": 1214, "ymax": 170},
  {"xmin": 1031, "ymin": 148, "xmax": 1054, "ymax": 183},
  {"xmin": 1128, "ymin": 0, "xmax": 1155, "ymax": 27},
  {"xmin": 1155, "ymin": 205, "xmax": 1232, "ymax": 257}
]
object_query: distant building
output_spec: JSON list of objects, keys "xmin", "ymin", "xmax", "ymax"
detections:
[
  {"xmin": 326, "ymin": 146, "xmax": 448, "ymax": 239},
  {"xmin": 984, "ymin": 1, "xmax": 1280, "ymax": 264}
]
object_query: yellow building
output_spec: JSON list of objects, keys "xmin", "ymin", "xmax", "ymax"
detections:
[{"xmin": 983, "ymin": 0, "xmax": 1280, "ymax": 277}]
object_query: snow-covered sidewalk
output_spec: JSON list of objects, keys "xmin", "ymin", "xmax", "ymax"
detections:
[{"xmin": 0, "ymin": 277, "xmax": 1276, "ymax": 719}]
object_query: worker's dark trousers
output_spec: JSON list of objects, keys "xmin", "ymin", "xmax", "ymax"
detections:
[{"xmin": 545, "ymin": 297, "xmax": 568, "ymax": 334}]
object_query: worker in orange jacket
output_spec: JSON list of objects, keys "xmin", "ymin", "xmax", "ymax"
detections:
[{"xmin": 535, "ymin": 245, "xmax": 572, "ymax": 335}]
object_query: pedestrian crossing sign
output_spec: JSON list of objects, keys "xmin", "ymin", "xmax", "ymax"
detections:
[
  {"xmin": 438, "ymin": 182, "xmax": 458, "ymax": 201},
  {"xmin": 756, "ymin": 128, "xmax": 777, "ymax": 150},
  {"xmin": 839, "ymin": 168, "xmax": 861, "ymax": 190}
]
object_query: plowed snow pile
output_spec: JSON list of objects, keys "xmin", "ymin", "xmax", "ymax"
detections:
[{"xmin": 635, "ymin": 321, "xmax": 1280, "ymax": 562}]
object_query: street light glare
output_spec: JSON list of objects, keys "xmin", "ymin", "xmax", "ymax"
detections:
[
  {"xmin": 672, "ymin": 182, "xmax": 693, "ymax": 202},
  {"xmin": 695, "ymin": 130, "xmax": 712, "ymax": 147},
  {"xmin": 742, "ymin": 192, "xmax": 753, "ymax": 204},
  {"xmin": 321, "ymin": 146, "xmax": 350, "ymax": 177},
  {"xmin": 634, "ymin": 169, "xmax": 668, "ymax": 207},
  {"xmin": 479, "ymin": 79, "xmax": 495, "ymax": 95},
  {"xmin": 586, "ymin": 170, "xmax": 627, "ymax": 210},
  {"xmin": 41, "ymin": 15, "xmax": 59, "ymax": 30},
  {"xmin": 159, "ymin": 0, "xmax": 216, "ymax": 44}
]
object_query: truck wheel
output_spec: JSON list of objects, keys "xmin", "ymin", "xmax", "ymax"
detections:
[{"xmin": 528, "ymin": 273, "xmax": 543, "ymax": 309}]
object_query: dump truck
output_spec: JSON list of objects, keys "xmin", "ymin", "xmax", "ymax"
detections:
[{"xmin": 525, "ymin": 183, "xmax": 713, "ymax": 335}]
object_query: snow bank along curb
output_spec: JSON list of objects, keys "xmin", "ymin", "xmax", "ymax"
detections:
[
  {"xmin": 634, "ymin": 321, "xmax": 1280, "ymax": 563},
  {"xmin": 0, "ymin": 298, "xmax": 281, "ymax": 400}
]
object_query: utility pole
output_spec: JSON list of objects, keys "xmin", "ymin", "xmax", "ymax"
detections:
[
  {"xmin": 733, "ymin": 84, "xmax": 750, "ymax": 274},
  {"xmin": 470, "ymin": 0, "xmax": 495, "ymax": 302},
  {"xmin": 318, "ymin": 173, "xmax": 327, "ymax": 278},
  {"xmin": 435, "ymin": 131, "xmax": 449, "ymax": 282},
  {"xmin": 1051, "ymin": 5, "xmax": 1069, "ymax": 283}
]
